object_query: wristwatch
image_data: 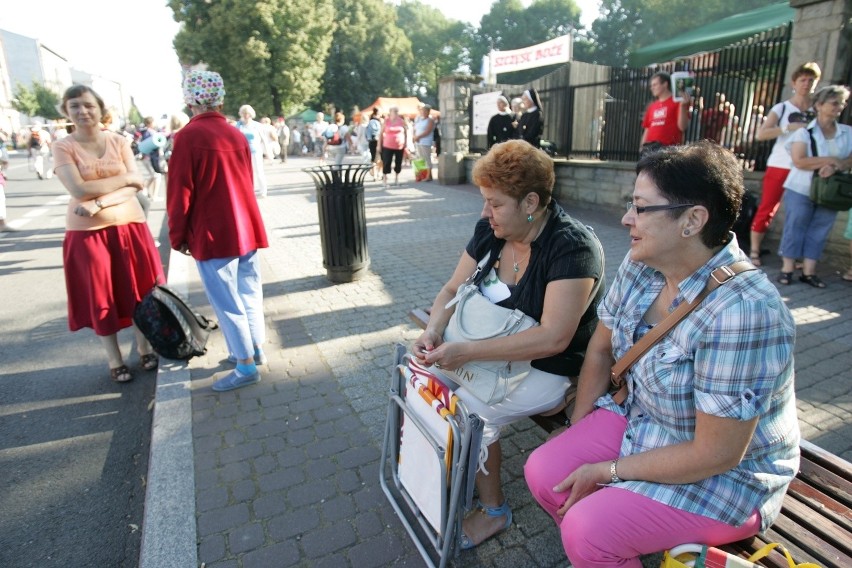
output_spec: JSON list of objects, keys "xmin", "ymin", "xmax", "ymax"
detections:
[
  {"xmin": 95, "ymin": 199, "xmax": 104, "ymax": 210},
  {"xmin": 610, "ymin": 459, "xmax": 622, "ymax": 484}
]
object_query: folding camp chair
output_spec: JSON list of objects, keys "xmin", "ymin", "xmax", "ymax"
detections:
[{"xmin": 380, "ymin": 343, "xmax": 484, "ymax": 568}]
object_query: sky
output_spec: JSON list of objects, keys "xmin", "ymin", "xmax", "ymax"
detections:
[{"xmin": 2, "ymin": 0, "xmax": 600, "ymax": 118}]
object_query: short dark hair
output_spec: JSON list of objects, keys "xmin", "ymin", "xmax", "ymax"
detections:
[
  {"xmin": 651, "ymin": 71, "xmax": 671, "ymax": 91},
  {"xmin": 61, "ymin": 84, "xmax": 107, "ymax": 117},
  {"xmin": 635, "ymin": 141, "xmax": 743, "ymax": 248}
]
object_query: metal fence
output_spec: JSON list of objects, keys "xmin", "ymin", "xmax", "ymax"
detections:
[{"xmin": 568, "ymin": 23, "xmax": 792, "ymax": 170}]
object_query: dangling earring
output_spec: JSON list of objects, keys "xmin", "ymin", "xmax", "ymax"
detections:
[{"xmin": 527, "ymin": 214, "xmax": 534, "ymax": 223}]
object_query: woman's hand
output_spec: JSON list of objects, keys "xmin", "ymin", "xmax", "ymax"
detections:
[
  {"xmin": 421, "ymin": 341, "xmax": 470, "ymax": 371},
  {"xmin": 412, "ymin": 330, "xmax": 442, "ymax": 363},
  {"xmin": 74, "ymin": 199, "xmax": 100, "ymax": 217},
  {"xmin": 554, "ymin": 461, "xmax": 609, "ymax": 517},
  {"xmin": 816, "ymin": 158, "xmax": 844, "ymax": 178}
]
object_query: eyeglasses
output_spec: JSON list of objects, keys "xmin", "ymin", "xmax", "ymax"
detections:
[{"xmin": 625, "ymin": 201, "xmax": 695, "ymax": 214}]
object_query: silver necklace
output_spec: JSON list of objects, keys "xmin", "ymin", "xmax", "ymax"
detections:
[
  {"xmin": 511, "ymin": 218, "xmax": 547, "ymax": 272},
  {"xmin": 511, "ymin": 243, "xmax": 529, "ymax": 272}
]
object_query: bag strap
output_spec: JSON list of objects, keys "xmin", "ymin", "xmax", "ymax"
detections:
[
  {"xmin": 610, "ymin": 261, "xmax": 755, "ymax": 404},
  {"xmin": 808, "ymin": 126, "xmax": 818, "ymax": 158}
]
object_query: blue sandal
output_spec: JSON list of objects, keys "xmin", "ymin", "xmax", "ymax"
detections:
[{"xmin": 460, "ymin": 500, "xmax": 512, "ymax": 550}]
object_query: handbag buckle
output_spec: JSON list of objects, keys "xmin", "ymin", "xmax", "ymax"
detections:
[{"xmin": 711, "ymin": 265, "xmax": 735, "ymax": 285}]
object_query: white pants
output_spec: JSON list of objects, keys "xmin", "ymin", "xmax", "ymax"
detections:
[
  {"xmin": 416, "ymin": 144, "xmax": 432, "ymax": 175},
  {"xmin": 327, "ymin": 144, "xmax": 346, "ymax": 165},
  {"xmin": 33, "ymin": 151, "xmax": 53, "ymax": 179},
  {"xmin": 196, "ymin": 251, "xmax": 265, "ymax": 360},
  {"xmin": 434, "ymin": 366, "xmax": 569, "ymax": 446},
  {"xmin": 250, "ymin": 152, "xmax": 267, "ymax": 197}
]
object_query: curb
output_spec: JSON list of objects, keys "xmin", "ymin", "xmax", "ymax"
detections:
[{"xmin": 138, "ymin": 249, "xmax": 198, "ymax": 568}]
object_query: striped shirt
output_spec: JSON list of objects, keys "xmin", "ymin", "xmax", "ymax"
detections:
[{"xmin": 596, "ymin": 237, "xmax": 799, "ymax": 530}]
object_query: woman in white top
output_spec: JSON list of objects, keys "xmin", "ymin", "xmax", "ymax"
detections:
[
  {"xmin": 413, "ymin": 105, "xmax": 435, "ymax": 181},
  {"xmin": 749, "ymin": 62, "xmax": 821, "ymax": 264},
  {"xmin": 777, "ymin": 85, "xmax": 852, "ymax": 287},
  {"xmin": 236, "ymin": 105, "xmax": 268, "ymax": 198}
]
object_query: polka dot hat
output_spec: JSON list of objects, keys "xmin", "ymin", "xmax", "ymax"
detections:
[{"xmin": 182, "ymin": 70, "xmax": 226, "ymax": 107}]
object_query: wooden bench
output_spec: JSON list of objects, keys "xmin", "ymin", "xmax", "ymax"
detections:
[{"xmin": 407, "ymin": 307, "xmax": 852, "ymax": 567}]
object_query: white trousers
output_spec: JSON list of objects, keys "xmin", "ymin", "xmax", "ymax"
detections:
[{"xmin": 434, "ymin": 365, "xmax": 569, "ymax": 446}]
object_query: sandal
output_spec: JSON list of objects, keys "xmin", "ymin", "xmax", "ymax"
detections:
[
  {"xmin": 776, "ymin": 272, "xmax": 793, "ymax": 285},
  {"xmin": 110, "ymin": 365, "xmax": 133, "ymax": 383},
  {"xmin": 140, "ymin": 353, "xmax": 159, "ymax": 371},
  {"xmin": 799, "ymin": 274, "xmax": 826, "ymax": 288},
  {"xmin": 748, "ymin": 252, "xmax": 762, "ymax": 267},
  {"xmin": 842, "ymin": 269, "xmax": 852, "ymax": 282},
  {"xmin": 460, "ymin": 500, "xmax": 513, "ymax": 550}
]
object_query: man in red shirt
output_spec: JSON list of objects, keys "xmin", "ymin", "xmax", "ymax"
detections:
[
  {"xmin": 168, "ymin": 70, "xmax": 270, "ymax": 392},
  {"xmin": 639, "ymin": 72, "xmax": 692, "ymax": 156}
]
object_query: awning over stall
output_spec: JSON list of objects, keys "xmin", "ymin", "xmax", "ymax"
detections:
[{"xmin": 629, "ymin": 3, "xmax": 794, "ymax": 67}]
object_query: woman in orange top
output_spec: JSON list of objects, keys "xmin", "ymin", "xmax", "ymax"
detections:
[{"xmin": 53, "ymin": 85, "xmax": 164, "ymax": 383}]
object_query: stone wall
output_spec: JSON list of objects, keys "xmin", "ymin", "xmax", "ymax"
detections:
[
  {"xmin": 787, "ymin": 0, "xmax": 852, "ymax": 84},
  {"xmin": 464, "ymin": 155, "xmax": 849, "ymax": 269},
  {"xmin": 436, "ymin": 77, "xmax": 473, "ymax": 185}
]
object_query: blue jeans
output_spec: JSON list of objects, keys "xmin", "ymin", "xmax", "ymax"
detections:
[
  {"xmin": 778, "ymin": 190, "xmax": 838, "ymax": 261},
  {"xmin": 196, "ymin": 251, "xmax": 265, "ymax": 360}
]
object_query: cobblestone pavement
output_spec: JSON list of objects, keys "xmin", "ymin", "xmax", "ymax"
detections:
[{"xmin": 158, "ymin": 156, "xmax": 851, "ymax": 568}]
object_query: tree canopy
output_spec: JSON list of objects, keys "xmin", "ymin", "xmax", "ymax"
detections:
[
  {"xmin": 11, "ymin": 82, "xmax": 62, "ymax": 120},
  {"xmin": 318, "ymin": 0, "xmax": 412, "ymax": 115},
  {"xmin": 169, "ymin": 0, "xmax": 334, "ymax": 117},
  {"xmin": 165, "ymin": 0, "xmax": 783, "ymax": 115}
]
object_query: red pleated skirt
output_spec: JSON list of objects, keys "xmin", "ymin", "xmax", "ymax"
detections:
[{"xmin": 63, "ymin": 222, "xmax": 165, "ymax": 336}]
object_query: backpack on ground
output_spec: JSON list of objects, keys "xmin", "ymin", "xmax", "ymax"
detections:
[{"xmin": 133, "ymin": 284, "xmax": 218, "ymax": 360}]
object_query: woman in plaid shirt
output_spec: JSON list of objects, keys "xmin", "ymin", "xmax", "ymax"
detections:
[{"xmin": 525, "ymin": 141, "xmax": 799, "ymax": 567}]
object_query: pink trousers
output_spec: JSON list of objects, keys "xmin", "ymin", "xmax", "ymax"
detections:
[{"xmin": 524, "ymin": 409, "xmax": 761, "ymax": 568}]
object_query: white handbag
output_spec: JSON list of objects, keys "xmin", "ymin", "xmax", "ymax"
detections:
[
  {"xmin": 442, "ymin": 233, "xmax": 604, "ymax": 406},
  {"xmin": 441, "ymin": 252, "xmax": 539, "ymax": 405}
]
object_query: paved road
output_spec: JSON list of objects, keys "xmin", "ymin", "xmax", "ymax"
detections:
[
  {"xmin": 141, "ymin": 155, "xmax": 851, "ymax": 568},
  {"xmin": 0, "ymin": 153, "xmax": 166, "ymax": 568}
]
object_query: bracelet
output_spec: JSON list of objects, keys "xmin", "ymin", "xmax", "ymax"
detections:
[
  {"xmin": 781, "ymin": 124, "xmax": 789, "ymax": 135},
  {"xmin": 95, "ymin": 199, "xmax": 104, "ymax": 210},
  {"xmin": 610, "ymin": 459, "xmax": 622, "ymax": 484}
]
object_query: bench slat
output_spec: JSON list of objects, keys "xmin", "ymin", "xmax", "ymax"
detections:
[
  {"xmin": 797, "ymin": 457, "xmax": 852, "ymax": 508},
  {"xmin": 780, "ymin": 492, "xmax": 852, "ymax": 557},
  {"xmin": 408, "ymin": 308, "xmax": 430, "ymax": 330},
  {"xmin": 787, "ymin": 478, "xmax": 852, "ymax": 533},
  {"xmin": 769, "ymin": 514, "xmax": 851, "ymax": 568},
  {"xmin": 801, "ymin": 439, "xmax": 852, "ymax": 480}
]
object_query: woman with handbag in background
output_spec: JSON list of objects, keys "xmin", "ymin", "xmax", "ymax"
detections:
[
  {"xmin": 777, "ymin": 85, "xmax": 852, "ymax": 287},
  {"xmin": 748, "ymin": 61, "xmax": 821, "ymax": 265},
  {"xmin": 524, "ymin": 142, "xmax": 799, "ymax": 568},
  {"xmin": 412, "ymin": 139, "xmax": 604, "ymax": 550},
  {"xmin": 53, "ymin": 85, "xmax": 164, "ymax": 383}
]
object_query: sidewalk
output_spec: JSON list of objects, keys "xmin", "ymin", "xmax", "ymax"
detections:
[{"xmin": 140, "ymin": 156, "xmax": 852, "ymax": 568}]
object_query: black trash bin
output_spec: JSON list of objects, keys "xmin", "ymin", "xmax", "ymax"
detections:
[{"xmin": 303, "ymin": 164, "xmax": 372, "ymax": 283}]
